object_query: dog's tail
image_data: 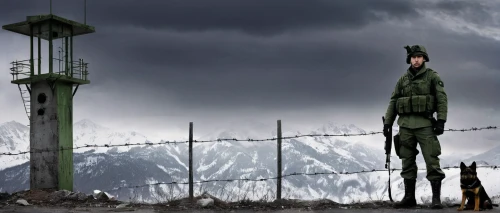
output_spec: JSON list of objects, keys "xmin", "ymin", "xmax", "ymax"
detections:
[{"xmin": 485, "ymin": 200, "xmax": 497, "ymax": 209}]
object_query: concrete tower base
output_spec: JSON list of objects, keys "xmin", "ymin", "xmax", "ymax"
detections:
[{"xmin": 30, "ymin": 80, "xmax": 73, "ymax": 191}]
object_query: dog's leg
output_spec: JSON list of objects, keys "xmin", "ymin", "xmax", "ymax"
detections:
[
  {"xmin": 474, "ymin": 188, "xmax": 480, "ymax": 211},
  {"xmin": 474, "ymin": 195, "xmax": 480, "ymax": 211},
  {"xmin": 458, "ymin": 190, "xmax": 466, "ymax": 211}
]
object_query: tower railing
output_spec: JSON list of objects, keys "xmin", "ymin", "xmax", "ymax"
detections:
[
  {"xmin": 9, "ymin": 59, "xmax": 36, "ymax": 81},
  {"xmin": 69, "ymin": 59, "xmax": 89, "ymax": 81},
  {"xmin": 9, "ymin": 58, "xmax": 89, "ymax": 81}
]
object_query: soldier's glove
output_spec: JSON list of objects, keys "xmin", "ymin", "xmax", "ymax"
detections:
[
  {"xmin": 434, "ymin": 119, "xmax": 445, "ymax": 135},
  {"xmin": 383, "ymin": 124, "xmax": 392, "ymax": 137}
]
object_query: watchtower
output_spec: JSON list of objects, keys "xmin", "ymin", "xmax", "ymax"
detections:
[{"xmin": 2, "ymin": 14, "xmax": 95, "ymax": 191}]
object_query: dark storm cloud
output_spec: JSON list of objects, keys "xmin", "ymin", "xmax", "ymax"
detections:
[
  {"xmin": 73, "ymin": 23, "xmax": 500, "ymax": 112},
  {"xmin": 0, "ymin": 0, "xmax": 420, "ymax": 35},
  {"xmin": 2, "ymin": 0, "xmax": 498, "ymax": 113},
  {"xmin": 73, "ymin": 27, "xmax": 401, "ymax": 110}
]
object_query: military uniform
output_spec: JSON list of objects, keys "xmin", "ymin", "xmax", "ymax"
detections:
[{"xmin": 383, "ymin": 45, "xmax": 447, "ymax": 209}]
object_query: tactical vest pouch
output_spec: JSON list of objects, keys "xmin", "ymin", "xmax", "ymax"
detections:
[
  {"xmin": 411, "ymin": 95, "xmax": 428, "ymax": 113},
  {"xmin": 396, "ymin": 95, "xmax": 435, "ymax": 114},
  {"xmin": 396, "ymin": 97, "xmax": 411, "ymax": 114}
]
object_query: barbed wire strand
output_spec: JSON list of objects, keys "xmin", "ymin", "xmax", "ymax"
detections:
[
  {"xmin": 104, "ymin": 165, "xmax": 500, "ymax": 192},
  {"xmin": 1, "ymin": 125, "xmax": 497, "ymax": 156}
]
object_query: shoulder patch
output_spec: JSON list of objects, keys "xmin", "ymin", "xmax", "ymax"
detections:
[{"xmin": 438, "ymin": 81, "xmax": 444, "ymax": 87}]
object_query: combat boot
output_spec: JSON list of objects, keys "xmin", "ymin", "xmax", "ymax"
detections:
[
  {"xmin": 393, "ymin": 179, "xmax": 417, "ymax": 208},
  {"xmin": 430, "ymin": 180, "xmax": 443, "ymax": 209}
]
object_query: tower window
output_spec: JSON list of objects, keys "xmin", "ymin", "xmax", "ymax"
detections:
[{"xmin": 37, "ymin": 93, "xmax": 47, "ymax": 104}]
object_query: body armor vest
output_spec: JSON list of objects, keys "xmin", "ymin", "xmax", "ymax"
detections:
[{"xmin": 396, "ymin": 68, "xmax": 436, "ymax": 116}]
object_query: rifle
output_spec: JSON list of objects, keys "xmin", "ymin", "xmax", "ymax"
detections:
[{"xmin": 382, "ymin": 116, "xmax": 393, "ymax": 202}]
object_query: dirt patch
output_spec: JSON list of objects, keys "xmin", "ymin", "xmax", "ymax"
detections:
[
  {"xmin": 134, "ymin": 197, "xmax": 458, "ymax": 211},
  {"xmin": 0, "ymin": 189, "xmax": 487, "ymax": 211},
  {"xmin": 18, "ymin": 189, "xmax": 54, "ymax": 202},
  {"xmin": 0, "ymin": 189, "xmax": 120, "ymax": 209}
]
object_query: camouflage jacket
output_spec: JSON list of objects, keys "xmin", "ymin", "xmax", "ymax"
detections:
[{"xmin": 384, "ymin": 64, "xmax": 448, "ymax": 128}]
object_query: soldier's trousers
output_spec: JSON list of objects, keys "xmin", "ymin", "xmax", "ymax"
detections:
[{"xmin": 397, "ymin": 126, "xmax": 446, "ymax": 181}]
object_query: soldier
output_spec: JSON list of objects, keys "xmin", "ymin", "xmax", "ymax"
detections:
[{"xmin": 383, "ymin": 45, "xmax": 447, "ymax": 209}]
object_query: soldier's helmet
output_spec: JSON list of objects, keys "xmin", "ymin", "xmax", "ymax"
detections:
[{"xmin": 404, "ymin": 45, "xmax": 429, "ymax": 64}]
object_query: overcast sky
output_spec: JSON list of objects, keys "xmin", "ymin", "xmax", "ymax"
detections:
[{"xmin": 0, "ymin": 0, "xmax": 499, "ymax": 155}]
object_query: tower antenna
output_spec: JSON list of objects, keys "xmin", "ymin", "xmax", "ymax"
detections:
[
  {"xmin": 50, "ymin": 0, "xmax": 52, "ymax": 14},
  {"xmin": 84, "ymin": 0, "xmax": 87, "ymax": 24}
]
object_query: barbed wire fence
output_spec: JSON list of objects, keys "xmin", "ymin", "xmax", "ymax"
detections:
[
  {"xmin": 103, "ymin": 165, "xmax": 500, "ymax": 190},
  {"xmin": 1, "ymin": 125, "xmax": 497, "ymax": 156},
  {"xmin": 0, "ymin": 120, "xmax": 498, "ymax": 203}
]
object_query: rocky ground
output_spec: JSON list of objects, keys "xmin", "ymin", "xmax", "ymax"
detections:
[{"xmin": 0, "ymin": 189, "xmax": 497, "ymax": 212}]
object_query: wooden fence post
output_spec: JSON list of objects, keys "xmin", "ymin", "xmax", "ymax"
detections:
[
  {"xmin": 277, "ymin": 119, "xmax": 282, "ymax": 200},
  {"xmin": 189, "ymin": 122, "xmax": 193, "ymax": 200}
]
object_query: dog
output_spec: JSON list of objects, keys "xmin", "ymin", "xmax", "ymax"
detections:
[{"xmin": 457, "ymin": 161, "xmax": 493, "ymax": 211}]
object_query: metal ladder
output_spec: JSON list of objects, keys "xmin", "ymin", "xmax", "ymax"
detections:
[{"xmin": 18, "ymin": 84, "xmax": 30, "ymax": 120}]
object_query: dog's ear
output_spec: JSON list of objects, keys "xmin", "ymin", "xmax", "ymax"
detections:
[
  {"xmin": 460, "ymin": 162, "xmax": 466, "ymax": 170},
  {"xmin": 471, "ymin": 161, "xmax": 476, "ymax": 170}
]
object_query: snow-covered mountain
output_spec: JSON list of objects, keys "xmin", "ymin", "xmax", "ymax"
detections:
[
  {"xmin": 0, "ymin": 119, "xmax": 499, "ymax": 205},
  {"xmin": 73, "ymin": 119, "xmax": 155, "ymax": 153},
  {"xmin": 0, "ymin": 121, "xmax": 30, "ymax": 169}
]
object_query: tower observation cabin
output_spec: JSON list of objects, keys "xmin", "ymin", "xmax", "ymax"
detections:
[{"xmin": 3, "ymin": 14, "xmax": 95, "ymax": 119}]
